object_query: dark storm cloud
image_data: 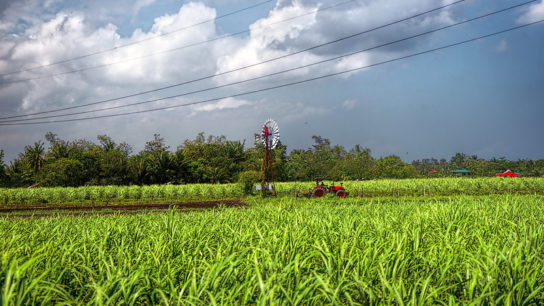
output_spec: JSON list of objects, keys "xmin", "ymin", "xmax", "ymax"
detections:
[
  {"xmin": 265, "ymin": 0, "xmax": 457, "ymax": 56},
  {"xmin": 0, "ymin": 0, "xmax": 11, "ymax": 16}
]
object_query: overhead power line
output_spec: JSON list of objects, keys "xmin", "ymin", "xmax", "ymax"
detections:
[
  {"xmin": 0, "ymin": 0, "xmax": 467, "ymax": 120},
  {"xmin": 0, "ymin": 0, "xmax": 275, "ymax": 76},
  {"xmin": 1, "ymin": 19, "xmax": 542, "ymax": 126},
  {"xmin": 0, "ymin": 1, "xmax": 533, "ymax": 123},
  {"xmin": 0, "ymin": 0, "xmax": 356, "ymax": 84}
]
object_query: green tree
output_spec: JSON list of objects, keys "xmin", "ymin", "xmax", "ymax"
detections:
[
  {"xmin": 45, "ymin": 132, "xmax": 69, "ymax": 160},
  {"xmin": 0, "ymin": 149, "xmax": 6, "ymax": 186},
  {"xmin": 145, "ymin": 150, "xmax": 176, "ymax": 184},
  {"xmin": 181, "ymin": 133, "xmax": 245, "ymax": 183},
  {"xmin": 309, "ymin": 136, "xmax": 334, "ymax": 178},
  {"xmin": 535, "ymin": 159, "xmax": 544, "ymax": 177},
  {"xmin": 331, "ymin": 145, "xmax": 375, "ymax": 180},
  {"xmin": 375, "ymin": 155, "xmax": 417, "ymax": 179},
  {"xmin": 127, "ymin": 155, "xmax": 148, "ymax": 185},
  {"xmin": 90, "ymin": 135, "xmax": 130, "ymax": 185},
  {"xmin": 450, "ymin": 153, "xmax": 477, "ymax": 170},
  {"xmin": 25, "ymin": 141, "xmax": 46, "ymax": 174},
  {"xmin": 5, "ymin": 159, "xmax": 26, "ymax": 187},
  {"xmin": 285, "ymin": 149, "xmax": 311, "ymax": 181},
  {"xmin": 39, "ymin": 158, "xmax": 86, "ymax": 187},
  {"xmin": 136, "ymin": 133, "xmax": 176, "ymax": 184},
  {"xmin": 144, "ymin": 133, "xmax": 170, "ymax": 152},
  {"xmin": 16, "ymin": 141, "xmax": 46, "ymax": 184}
]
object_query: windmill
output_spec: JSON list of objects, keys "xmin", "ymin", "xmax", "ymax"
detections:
[{"xmin": 255, "ymin": 119, "xmax": 280, "ymax": 196}]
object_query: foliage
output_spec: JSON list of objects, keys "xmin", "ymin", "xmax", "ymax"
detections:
[
  {"xmin": 374, "ymin": 155, "xmax": 417, "ymax": 179},
  {"xmin": 181, "ymin": 133, "xmax": 244, "ymax": 183},
  {"xmin": 0, "ymin": 149, "xmax": 6, "ymax": 187},
  {"xmin": 1, "ymin": 195, "xmax": 543, "ymax": 304},
  {"xmin": 2, "ymin": 132, "xmax": 544, "ymax": 187},
  {"xmin": 39, "ymin": 158, "xmax": 86, "ymax": 187},
  {"xmin": 238, "ymin": 170, "xmax": 262, "ymax": 195}
]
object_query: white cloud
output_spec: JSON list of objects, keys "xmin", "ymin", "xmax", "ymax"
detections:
[
  {"xmin": 0, "ymin": 0, "xmax": 466, "ymax": 162},
  {"xmin": 0, "ymin": 0, "xmax": 460, "ymax": 116},
  {"xmin": 0, "ymin": 2, "xmax": 221, "ymax": 115},
  {"xmin": 518, "ymin": 1, "xmax": 544, "ymax": 23},
  {"xmin": 191, "ymin": 97, "xmax": 251, "ymax": 113},
  {"xmin": 215, "ymin": 0, "xmax": 457, "ymax": 85}
]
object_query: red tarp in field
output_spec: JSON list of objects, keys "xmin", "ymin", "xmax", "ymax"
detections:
[{"xmin": 494, "ymin": 170, "xmax": 519, "ymax": 177}]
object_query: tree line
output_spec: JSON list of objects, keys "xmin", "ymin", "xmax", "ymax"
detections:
[{"xmin": 0, "ymin": 132, "xmax": 542, "ymax": 188}]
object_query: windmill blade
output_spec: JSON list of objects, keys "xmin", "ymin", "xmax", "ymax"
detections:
[{"xmin": 259, "ymin": 118, "xmax": 279, "ymax": 149}]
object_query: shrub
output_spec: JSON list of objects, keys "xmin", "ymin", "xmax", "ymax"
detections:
[{"xmin": 238, "ymin": 171, "xmax": 262, "ymax": 195}]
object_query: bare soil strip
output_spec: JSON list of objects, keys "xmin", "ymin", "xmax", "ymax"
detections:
[{"xmin": 0, "ymin": 199, "xmax": 246, "ymax": 213}]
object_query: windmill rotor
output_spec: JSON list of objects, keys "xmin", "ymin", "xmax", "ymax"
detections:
[{"xmin": 260, "ymin": 118, "xmax": 280, "ymax": 149}]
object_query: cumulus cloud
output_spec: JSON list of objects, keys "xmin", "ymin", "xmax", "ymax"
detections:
[
  {"xmin": 518, "ymin": 0, "xmax": 544, "ymax": 23},
  {"xmin": 0, "ymin": 0, "xmax": 466, "ymax": 161},
  {"xmin": 0, "ymin": 0, "xmax": 462, "ymax": 117},
  {"xmin": 215, "ymin": 0, "xmax": 457, "ymax": 85},
  {"xmin": 0, "ymin": 2, "xmax": 221, "ymax": 115}
]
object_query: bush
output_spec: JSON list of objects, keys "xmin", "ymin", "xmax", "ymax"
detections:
[
  {"xmin": 238, "ymin": 171, "xmax": 262, "ymax": 195},
  {"xmin": 39, "ymin": 158, "xmax": 85, "ymax": 187}
]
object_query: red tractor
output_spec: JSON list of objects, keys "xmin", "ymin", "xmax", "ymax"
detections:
[{"xmin": 303, "ymin": 178, "xmax": 348, "ymax": 198}]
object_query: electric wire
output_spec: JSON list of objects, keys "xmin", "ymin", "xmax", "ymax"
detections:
[
  {"xmin": 0, "ymin": 0, "xmax": 357, "ymax": 84},
  {"xmin": 0, "ymin": 1, "xmax": 532, "ymax": 123},
  {"xmin": 0, "ymin": 0, "xmax": 467, "ymax": 120},
  {"xmin": 1, "ymin": 19, "xmax": 541, "ymax": 126},
  {"xmin": 0, "ymin": 0, "xmax": 275, "ymax": 76}
]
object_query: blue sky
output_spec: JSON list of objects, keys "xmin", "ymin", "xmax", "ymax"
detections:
[{"xmin": 0, "ymin": 0, "xmax": 543, "ymax": 163}]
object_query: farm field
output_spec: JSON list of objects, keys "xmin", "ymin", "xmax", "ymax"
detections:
[
  {"xmin": 0, "ymin": 199, "xmax": 246, "ymax": 219},
  {"xmin": 1, "ymin": 177, "xmax": 544, "ymax": 207},
  {"xmin": 1, "ymin": 194, "xmax": 544, "ymax": 304}
]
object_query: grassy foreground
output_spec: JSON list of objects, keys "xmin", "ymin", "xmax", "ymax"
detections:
[{"xmin": 1, "ymin": 195, "xmax": 544, "ymax": 304}]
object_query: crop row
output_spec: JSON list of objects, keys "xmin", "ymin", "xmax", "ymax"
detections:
[
  {"xmin": 1, "ymin": 177, "xmax": 543, "ymax": 206},
  {"xmin": 276, "ymin": 177, "xmax": 544, "ymax": 197},
  {"xmin": 1, "ymin": 195, "xmax": 543, "ymax": 304},
  {"xmin": 0, "ymin": 183, "xmax": 244, "ymax": 206}
]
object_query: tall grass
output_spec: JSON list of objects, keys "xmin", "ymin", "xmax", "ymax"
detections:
[
  {"xmin": 277, "ymin": 177, "xmax": 544, "ymax": 197},
  {"xmin": 0, "ymin": 183, "xmax": 245, "ymax": 206},
  {"xmin": 0, "ymin": 178, "xmax": 543, "ymax": 206},
  {"xmin": 1, "ymin": 195, "xmax": 543, "ymax": 304}
]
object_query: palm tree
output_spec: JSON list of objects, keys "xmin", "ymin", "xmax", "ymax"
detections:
[
  {"xmin": 24, "ymin": 141, "xmax": 45, "ymax": 174},
  {"xmin": 49, "ymin": 141, "xmax": 69, "ymax": 159}
]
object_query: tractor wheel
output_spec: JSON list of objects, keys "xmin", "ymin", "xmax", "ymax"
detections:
[
  {"xmin": 336, "ymin": 190, "xmax": 346, "ymax": 198},
  {"xmin": 312, "ymin": 188, "xmax": 326, "ymax": 198}
]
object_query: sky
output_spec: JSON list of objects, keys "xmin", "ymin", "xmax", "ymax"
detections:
[{"xmin": 0, "ymin": 0, "xmax": 543, "ymax": 163}]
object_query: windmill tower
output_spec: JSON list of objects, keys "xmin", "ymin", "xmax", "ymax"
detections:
[{"xmin": 256, "ymin": 119, "xmax": 280, "ymax": 196}]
